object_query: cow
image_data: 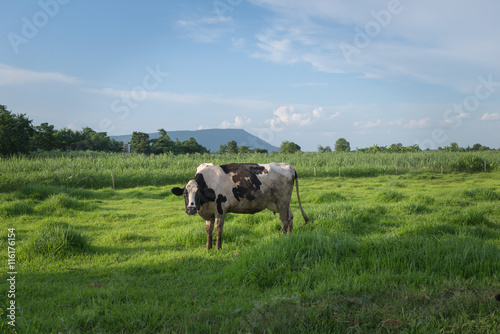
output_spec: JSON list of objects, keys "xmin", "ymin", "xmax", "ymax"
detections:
[{"xmin": 171, "ymin": 163, "xmax": 310, "ymax": 250}]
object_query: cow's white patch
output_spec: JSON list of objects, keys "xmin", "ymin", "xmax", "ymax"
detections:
[{"xmin": 196, "ymin": 163, "xmax": 214, "ymax": 174}]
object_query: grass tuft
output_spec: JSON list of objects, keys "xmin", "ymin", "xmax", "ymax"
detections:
[
  {"xmin": 398, "ymin": 202, "xmax": 429, "ymax": 215},
  {"xmin": 21, "ymin": 221, "xmax": 91, "ymax": 260},
  {"xmin": 374, "ymin": 189, "xmax": 406, "ymax": 203},
  {"xmin": 0, "ymin": 200, "xmax": 35, "ymax": 217},
  {"xmin": 450, "ymin": 209, "xmax": 492, "ymax": 227},
  {"xmin": 462, "ymin": 187, "xmax": 500, "ymax": 201},
  {"xmin": 36, "ymin": 193, "xmax": 97, "ymax": 214},
  {"xmin": 310, "ymin": 191, "xmax": 347, "ymax": 203}
]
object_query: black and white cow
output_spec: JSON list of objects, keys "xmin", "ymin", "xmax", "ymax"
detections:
[{"xmin": 171, "ymin": 163, "xmax": 310, "ymax": 250}]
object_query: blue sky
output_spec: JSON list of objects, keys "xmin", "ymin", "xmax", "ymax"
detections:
[{"xmin": 1, "ymin": 0, "xmax": 500, "ymax": 151}]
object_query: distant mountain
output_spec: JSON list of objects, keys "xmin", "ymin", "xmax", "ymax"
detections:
[{"xmin": 111, "ymin": 129, "xmax": 278, "ymax": 153}]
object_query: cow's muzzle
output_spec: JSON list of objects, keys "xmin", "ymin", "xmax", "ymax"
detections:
[{"xmin": 186, "ymin": 206, "xmax": 197, "ymax": 216}]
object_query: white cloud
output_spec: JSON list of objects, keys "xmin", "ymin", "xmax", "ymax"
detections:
[
  {"xmin": 231, "ymin": 37, "xmax": 246, "ymax": 51},
  {"xmin": 175, "ymin": 14, "xmax": 235, "ymax": 43},
  {"xmin": 354, "ymin": 119, "xmax": 382, "ymax": 129},
  {"xmin": 247, "ymin": 0, "xmax": 500, "ymax": 91},
  {"xmin": 480, "ymin": 113, "xmax": 500, "ymax": 121},
  {"xmin": 0, "ymin": 64, "xmax": 79, "ymax": 86},
  {"xmin": 219, "ymin": 116, "xmax": 252, "ymax": 129},
  {"xmin": 404, "ymin": 118, "xmax": 430, "ymax": 129},
  {"xmin": 90, "ymin": 88, "xmax": 274, "ymax": 110},
  {"xmin": 265, "ymin": 105, "xmax": 322, "ymax": 128},
  {"xmin": 177, "ymin": 14, "xmax": 233, "ymax": 27},
  {"xmin": 289, "ymin": 82, "xmax": 329, "ymax": 87},
  {"xmin": 389, "ymin": 118, "xmax": 430, "ymax": 129},
  {"xmin": 388, "ymin": 119, "xmax": 403, "ymax": 127},
  {"xmin": 312, "ymin": 107, "xmax": 323, "ymax": 118},
  {"xmin": 252, "ymin": 33, "xmax": 295, "ymax": 63}
]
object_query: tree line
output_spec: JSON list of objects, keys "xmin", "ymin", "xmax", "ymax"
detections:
[
  {"xmin": 130, "ymin": 129, "xmax": 209, "ymax": 155},
  {"xmin": 0, "ymin": 105, "xmax": 123, "ymax": 156},
  {"xmin": 131, "ymin": 133, "xmax": 304, "ymax": 155},
  {"xmin": 319, "ymin": 138, "xmax": 494, "ymax": 153},
  {"xmin": 1, "ymin": 105, "xmax": 494, "ymax": 157}
]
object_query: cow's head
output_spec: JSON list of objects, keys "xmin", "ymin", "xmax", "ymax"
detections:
[{"xmin": 171, "ymin": 179, "xmax": 216, "ymax": 216}]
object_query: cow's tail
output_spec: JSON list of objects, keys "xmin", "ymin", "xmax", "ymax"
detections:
[{"xmin": 294, "ymin": 171, "xmax": 311, "ymax": 225}]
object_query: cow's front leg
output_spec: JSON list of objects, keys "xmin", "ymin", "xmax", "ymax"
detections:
[
  {"xmin": 214, "ymin": 215, "xmax": 225, "ymax": 250},
  {"xmin": 205, "ymin": 219, "xmax": 214, "ymax": 250}
]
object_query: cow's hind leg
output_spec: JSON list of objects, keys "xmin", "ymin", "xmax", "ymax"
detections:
[
  {"xmin": 205, "ymin": 219, "xmax": 214, "ymax": 250},
  {"xmin": 279, "ymin": 207, "xmax": 293, "ymax": 234}
]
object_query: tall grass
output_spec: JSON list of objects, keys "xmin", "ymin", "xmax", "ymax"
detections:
[{"xmin": 0, "ymin": 151, "xmax": 498, "ymax": 191}]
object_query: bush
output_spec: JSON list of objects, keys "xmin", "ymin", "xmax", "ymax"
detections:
[
  {"xmin": 22, "ymin": 222, "xmax": 91, "ymax": 259},
  {"xmin": 454, "ymin": 155, "xmax": 491, "ymax": 173}
]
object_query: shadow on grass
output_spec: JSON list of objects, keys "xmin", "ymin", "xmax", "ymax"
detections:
[{"xmin": 16, "ymin": 229, "xmax": 500, "ymax": 333}]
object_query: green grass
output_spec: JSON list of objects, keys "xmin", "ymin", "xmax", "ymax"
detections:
[
  {"xmin": 1, "ymin": 153, "xmax": 500, "ymax": 333},
  {"xmin": 0, "ymin": 150, "xmax": 499, "ymax": 191}
]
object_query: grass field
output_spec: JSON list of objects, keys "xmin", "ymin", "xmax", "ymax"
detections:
[{"xmin": 1, "ymin": 152, "xmax": 500, "ymax": 333}]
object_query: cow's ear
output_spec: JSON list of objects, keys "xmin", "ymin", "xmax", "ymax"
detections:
[{"xmin": 171, "ymin": 187, "xmax": 184, "ymax": 196}]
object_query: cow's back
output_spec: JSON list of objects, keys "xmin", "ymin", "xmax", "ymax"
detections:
[{"xmin": 197, "ymin": 163, "xmax": 294, "ymax": 214}]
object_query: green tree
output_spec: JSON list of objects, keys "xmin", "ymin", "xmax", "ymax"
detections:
[
  {"xmin": 219, "ymin": 144, "xmax": 228, "ymax": 154},
  {"xmin": 389, "ymin": 143, "xmax": 403, "ymax": 153},
  {"xmin": 130, "ymin": 131, "xmax": 151, "ymax": 154},
  {"xmin": 318, "ymin": 145, "xmax": 332, "ymax": 153},
  {"xmin": 408, "ymin": 144, "xmax": 421, "ymax": 152},
  {"xmin": 0, "ymin": 105, "xmax": 34, "ymax": 156},
  {"xmin": 80, "ymin": 127, "xmax": 106, "ymax": 151},
  {"xmin": 178, "ymin": 137, "xmax": 209, "ymax": 154},
  {"xmin": 335, "ymin": 138, "xmax": 351, "ymax": 152},
  {"xmin": 237, "ymin": 145, "xmax": 252, "ymax": 154},
  {"xmin": 55, "ymin": 128, "xmax": 74, "ymax": 151},
  {"xmin": 471, "ymin": 143, "xmax": 490, "ymax": 151},
  {"xmin": 72, "ymin": 127, "xmax": 121, "ymax": 152},
  {"xmin": 151, "ymin": 129, "xmax": 177, "ymax": 154},
  {"xmin": 227, "ymin": 140, "xmax": 238, "ymax": 154},
  {"xmin": 279, "ymin": 141, "xmax": 301, "ymax": 154},
  {"xmin": 33, "ymin": 122, "xmax": 57, "ymax": 151},
  {"xmin": 446, "ymin": 142, "xmax": 460, "ymax": 152}
]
